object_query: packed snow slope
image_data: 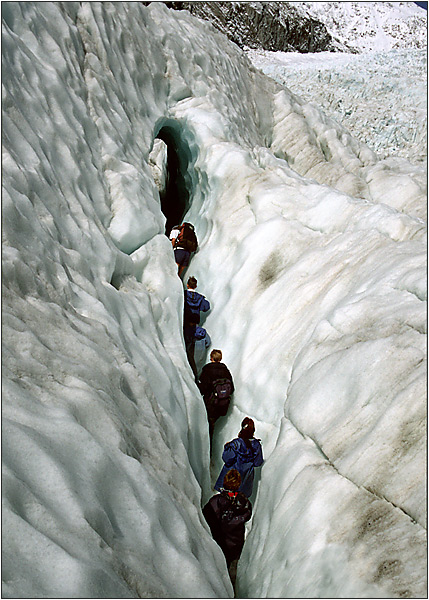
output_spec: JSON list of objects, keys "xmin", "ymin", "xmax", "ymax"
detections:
[
  {"xmin": 2, "ymin": 2, "xmax": 427, "ymax": 599},
  {"xmin": 296, "ymin": 1, "xmax": 427, "ymax": 53}
]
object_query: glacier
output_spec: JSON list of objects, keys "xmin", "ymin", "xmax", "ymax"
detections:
[
  {"xmin": 246, "ymin": 47, "xmax": 427, "ymax": 165},
  {"xmin": 2, "ymin": 2, "xmax": 427, "ymax": 599}
]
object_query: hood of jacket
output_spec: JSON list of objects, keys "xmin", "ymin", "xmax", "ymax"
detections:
[
  {"xmin": 194, "ymin": 325, "xmax": 207, "ymax": 340},
  {"xmin": 234, "ymin": 437, "xmax": 259, "ymax": 461},
  {"xmin": 184, "ymin": 324, "xmax": 206, "ymax": 342},
  {"xmin": 185, "ymin": 290, "xmax": 204, "ymax": 309}
]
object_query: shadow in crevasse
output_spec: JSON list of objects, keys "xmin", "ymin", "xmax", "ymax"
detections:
[{"xmin": 150, "ymin": 118, "xmax": 194, "ymax": 235}]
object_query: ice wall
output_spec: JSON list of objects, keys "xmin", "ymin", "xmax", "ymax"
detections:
[
  {"xmin": 2, "ymin": 3, "xmax": 229, "ymax": 597},
  {"xmin": 2, "ymin": 2, "xmax": 426, "ymax": 598}
]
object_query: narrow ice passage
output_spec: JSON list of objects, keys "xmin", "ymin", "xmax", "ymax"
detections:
[
  {"xmin": 153, "ymin": 119, "xmax": 195, "ymax": 232},
  {"xmin": 2, "ymin": 3, "xmax": 426, "ymax": 599},
  {"xmin": 152, "ymin": 151, "xmax": 265, "ymax": 588},
  {"xmin": 149, "ymin": 114, "xmax": 424, "ymax": 596}
]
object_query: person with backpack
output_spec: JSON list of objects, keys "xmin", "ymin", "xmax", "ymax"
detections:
[
  {"xmin": 184, "ymin": 315, "xmax": 210, "ymax": 381},
  {"xmin": 198, "ymin": 349, "xmax": 234, "ymax": 441},
  {"xmin": 214, "ymin": 418, "xmax": 263, "ymax": 499},
  {"xmin": 203, "ymin": 469, "xmax": 252, "ymax": 585},
  {"xmin": 194, "ymin": 321, "xmax": 211, "ymax": 375},
  {"xmin": 184, "ymin": 276, "xmax": 210, "ymax": 325},
  {"xmin": 169, "ymin": 222, "xmax": 198, "ymax": 277}
]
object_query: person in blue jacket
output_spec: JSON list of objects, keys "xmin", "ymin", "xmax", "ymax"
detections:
[
  {"xmin": 184, "ymin": 315, "xmax": 210, "ymax": 381},
  {"xmin": 194, "ymin": 326, "xmax": 211, "ymax": 374},
  {"xmin": 215, "ymin": 417, "xmax": 263, "ymax": 498},
  {"xmin": 184, "ymin": 276, "xmax": 210, "ymax": 325}
]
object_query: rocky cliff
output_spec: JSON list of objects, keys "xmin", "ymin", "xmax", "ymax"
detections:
[{"xmin": 163, "ymin": 1, "xmax": 353, "ymax": 53}]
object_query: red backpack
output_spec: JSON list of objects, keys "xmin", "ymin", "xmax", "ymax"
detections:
[{"xmin": 177, "ymin": 223, "xmax": 198, "ymax": 253}]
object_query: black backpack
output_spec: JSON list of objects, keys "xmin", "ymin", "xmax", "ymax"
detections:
[
  {"xmin": 177, "ymin": 223, "xmax": 198, "ymax": 253},
  {"xmin": 211, "ymin": 378, "xmax": 233, "ymax": 416}
]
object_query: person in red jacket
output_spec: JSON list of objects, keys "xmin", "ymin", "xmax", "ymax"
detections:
[
  {"xmin": 169, "ymin": 223, "xmax": 198, "ymax": 277},
  {"xmin": 203, "ymin": 469, "xmax": 252, "ymax": 585}
]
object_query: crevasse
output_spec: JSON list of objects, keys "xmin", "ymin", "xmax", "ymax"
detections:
[{"xmin": 2, "ymin": 2, "xmax": 426, "ymax": 599}]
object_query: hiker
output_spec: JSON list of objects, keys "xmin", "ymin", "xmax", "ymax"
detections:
[
  {"xmin": 184, "ymin": 276, "xmax": 210, "ymax": 325},
  {"xmin": 198, "ymin": 349, "xmax": 234, "ymax": 440},
  {"xmin": 203, "ymin": 469, "xmax": 252, "ymax": 585},
  {"xmin": 170, "ymin": 222, "xmax": 198, "ymax": 277},
  {"xmin": 214, "ymin": 417, "xmax": 263, "ymax": 498},
  {"xmin": 194, "ymin": 325, "xmax": 211, "ymax": 374},
  {"xmin": 184, "ymin": 315, "xmax": 210, "ymax": 381}
]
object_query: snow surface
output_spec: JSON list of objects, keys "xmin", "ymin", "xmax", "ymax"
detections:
[
  {"xmin": 2, "ymin": 2, "xmax": 427, "ymax": 599},
  {"xmin": 291, "ymin": 1, "xmax": 427, "ymax": 53}
]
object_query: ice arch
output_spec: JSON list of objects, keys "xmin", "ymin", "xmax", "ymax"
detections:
[{"xmin": 153, "ymin": 119, "xmax": 195, "ymax": 233}]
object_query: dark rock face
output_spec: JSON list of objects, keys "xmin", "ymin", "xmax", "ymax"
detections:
[{"xmin": 162, "ymin": 2, "xmax": 353, "ymax": 53}]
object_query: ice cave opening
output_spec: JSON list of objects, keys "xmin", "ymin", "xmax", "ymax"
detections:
[{"xmin": 152, "ymin": 119, "xmax": 195, "ymax": 233}]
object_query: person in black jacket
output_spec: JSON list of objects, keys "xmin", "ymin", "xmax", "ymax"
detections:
[
  {"xmin": 203, "ymin": 469, "xmax": 252, "ymax": 584},
  {"xmin": 198, "ymin": 349, "xmax": 234, "ymax": 441}
]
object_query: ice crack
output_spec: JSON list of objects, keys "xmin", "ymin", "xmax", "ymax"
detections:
[{"xmin": 286, "ymin": 415, "xmax": 424, "ymax": 530}]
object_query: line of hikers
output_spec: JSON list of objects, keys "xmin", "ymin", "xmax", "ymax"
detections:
[{"xmin": 170, "ymin": 222, "xmax": 264, "ymax": 585}]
